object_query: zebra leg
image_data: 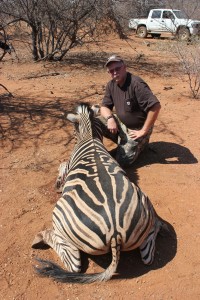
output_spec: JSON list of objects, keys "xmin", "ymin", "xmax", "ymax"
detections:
[
  {"xmin": 53, "ymin": 235, "xmax": 81, "ymax": 273},
  {"xmin": 32, "ymin": 229, "xmax": 54, "ymax": 248},
  {"xmin": 115, "ymin": 127, "xmax": 153, "ymax": 167},
  {"xmin": 55, "ymin": 161, "xmax": 68, "ymax": 193},
  {"xmin": 32, "ymin": 229, "xmax": 81, "ymax": 273},
  {"xmin": 139, "ymin": 220, "xmax": 161, "ymax": 265}
]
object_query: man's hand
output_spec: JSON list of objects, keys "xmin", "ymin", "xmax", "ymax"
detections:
[
  {"xmin": 128, "ymin": 129, "xmax": 146, "ymax": 140},
  {"xmin": 107, "ymin": 118, "xmax": 118, "ymax": 134}
]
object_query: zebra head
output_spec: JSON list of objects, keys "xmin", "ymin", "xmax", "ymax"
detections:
[{"xmin": 67, "ymin": 103, "xmax": 102, "ymax": 141}]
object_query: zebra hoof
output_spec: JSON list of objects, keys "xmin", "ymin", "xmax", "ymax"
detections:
[
  {"xmin": 55, "ymin": 178, "xmax": 63, "ymax": 193},
  {"xmin": 32, "ymin": 233, "xmax": 50, "ymax": 249}
]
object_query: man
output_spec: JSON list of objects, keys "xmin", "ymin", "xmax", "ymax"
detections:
[{"xmin": 100, "ymin": 54, "xmax": 161, "ymax": 167}]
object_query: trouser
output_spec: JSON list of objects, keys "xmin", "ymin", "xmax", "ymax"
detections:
[{"xmin": 98, "ymin": 115, "xmax": 153, "ymax": 167}]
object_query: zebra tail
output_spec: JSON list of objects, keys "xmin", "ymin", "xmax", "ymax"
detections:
[{"xmin": 34, "ymin": 235, "xmax": 121, "ymax": 284}]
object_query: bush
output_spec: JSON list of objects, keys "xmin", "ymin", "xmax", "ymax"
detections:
[{"xmin": 173, "ymin": 40, "xmax": 200, "ymax": 99}]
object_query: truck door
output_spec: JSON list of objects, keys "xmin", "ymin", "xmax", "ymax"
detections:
[
  {"xmin": 147, "ymin": 10, "xmax": 163, "ymax": 31},
  {"xmin": 161, "ymin": 11, "xmax": 176, "ymax": 33}
]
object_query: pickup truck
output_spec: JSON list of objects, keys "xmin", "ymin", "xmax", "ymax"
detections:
[{"xmin": 129, "ymin": 9, "xmax": 200, "ymax": 41}]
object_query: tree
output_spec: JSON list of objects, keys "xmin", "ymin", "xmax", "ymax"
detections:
[
  {"xmin": 173, "ymin": 41, "xmax": 200, "ymax": 99},
  {"xmin": 124, "ymin": 0, "xmax": 200, "ymax": 19},
  {"xmin": 0, "ymin": 0, "xmax": 128, "ymax": 61}
]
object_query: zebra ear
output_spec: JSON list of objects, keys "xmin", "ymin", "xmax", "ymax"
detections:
[
  {"xmin": 91, "ymin": 104, "xmax": 100, "ymax": 116},
  {"xmin": 67, "ymin": 113, "xmax": 80, "ymax": 123}
]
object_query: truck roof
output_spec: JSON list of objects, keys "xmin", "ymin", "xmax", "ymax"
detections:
[{"xmin": 150, "ymin": 8, "xmax": 181, "ymax": 11}]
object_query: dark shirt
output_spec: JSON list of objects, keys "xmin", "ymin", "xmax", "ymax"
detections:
[{"xmin": 102, "ymin": 72, "xmax": 160, "ymax": 129}]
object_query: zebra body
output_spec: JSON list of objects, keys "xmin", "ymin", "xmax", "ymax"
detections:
[{"xmin": 32, "ymin": 103, "xmax": 163, "ymax": 283}]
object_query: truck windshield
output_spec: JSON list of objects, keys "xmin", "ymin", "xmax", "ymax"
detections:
[{"xmin": 173, "ymin": 10, "xmax": 188, "ymax": 19}]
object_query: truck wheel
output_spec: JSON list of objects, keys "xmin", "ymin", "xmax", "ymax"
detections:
[
  {"xmin": 136, "ymin": 26, "xmax": 148, "ymax": 38},
  {"xmin": 178, "ymin": 28, "xmax": 190, "ymax": 41}
]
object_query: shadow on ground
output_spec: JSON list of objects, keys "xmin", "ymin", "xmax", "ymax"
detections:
[
  {"xmin": 81, "ymin": 219, "xmax": 176, "ymax": 280},
  {"xmin": 62, "ymin": 49, "xmax": 181, "ymax": 77},
  {"xmin": 0, "ymin": 94, "xmax": 95, "ymax": 152},
  {"xmin": 125, "ymin": 141, "xmax": 198, "ymax": 184}
]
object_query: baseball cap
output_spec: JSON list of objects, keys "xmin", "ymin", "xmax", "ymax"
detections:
[{"xmin": 105, "ymin": 55, "xmax": 124, "ymax": 67}]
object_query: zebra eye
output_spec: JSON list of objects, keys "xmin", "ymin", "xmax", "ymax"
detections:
[{"xmin": 74, "ymin": 122, "xmax": 79, "ymax": 131}]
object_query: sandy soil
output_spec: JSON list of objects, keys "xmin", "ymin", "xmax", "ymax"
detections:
[{"xmin": 0, "ymin": 33, "xmax": 200, "ymax": 300}]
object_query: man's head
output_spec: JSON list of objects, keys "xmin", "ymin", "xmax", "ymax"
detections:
[
  {"xmin": 105, "ymin": 55, "xmax": 124, "ymax": 67},
  {"xmin": 105, "ymin": 55, "xmax": 127, "ymax": 86}
]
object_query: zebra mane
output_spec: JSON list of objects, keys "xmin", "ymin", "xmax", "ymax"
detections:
[{"xmin": 75, "ymin": 102, "xmax": 94, "ymax": 119}]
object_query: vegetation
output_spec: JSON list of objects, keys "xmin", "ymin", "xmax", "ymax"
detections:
[
  {"xmin": 173, "ymin": 40, "xmax": 200, "ymax": 99},
  {"xmin": 0, "ymin": 0, "xmax": 128, "ymax": 61},
  {"xmin": 0, "ymin": 0, "xmax": 200, "ymax": 98},
  {"xmin": 0, "ymin": 0, "xmax": 199, "ymax": 61}
]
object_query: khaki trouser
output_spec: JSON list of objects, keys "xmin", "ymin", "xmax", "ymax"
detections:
[{"xmin": 98, "ymin": 115, "xmax": 153, "ymax": 167}]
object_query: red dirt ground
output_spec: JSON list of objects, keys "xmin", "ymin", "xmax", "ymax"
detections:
[{"xmin": 0, "ymin": 33, "xmax": 200, "ymax": 300}]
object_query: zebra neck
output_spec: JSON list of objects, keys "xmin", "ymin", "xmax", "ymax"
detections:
[{"xmin": 68, "ymin": 137, "xmax": 107, "ymax": 169}]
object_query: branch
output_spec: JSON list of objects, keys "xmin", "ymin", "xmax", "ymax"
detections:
[
  {"xmin": 0, "ymin": 84, "xmax": 13, "ymax": 97},
  {"xmin": 24, "ymin": 72, "xmax": 61, "ymax": 79}
]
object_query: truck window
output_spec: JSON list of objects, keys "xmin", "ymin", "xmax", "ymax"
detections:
[
  {"xmin": 163, "ymin": 11, "xmax": 175, "ymax": 20},
  {"xmin": 173, "ymin": 10, "xmax": 188, "ymax": 19},
  {"xmin": 151, "ymin": 10, "xmax": 161, "ymax": 18}
]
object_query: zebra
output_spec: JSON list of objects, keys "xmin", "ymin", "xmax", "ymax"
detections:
[
  {"xmin": 32, "ymin": 102, "xmax": 166, "ymax": 283},
  {"xmin": 54, "ymin": 105, "xmax": 101, "ymax": 193},
  {"xmin": 55, "ymin": 161, "xmax": 68, "ymax": 193}
]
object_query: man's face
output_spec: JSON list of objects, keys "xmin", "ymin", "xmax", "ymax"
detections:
[{"xmin": 107, "ymin": 61, "xmax": 126, "ymax": 85}]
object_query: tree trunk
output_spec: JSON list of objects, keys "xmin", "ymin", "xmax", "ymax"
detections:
[{"xmin": 31, "ymin": 26, "xmax": 39, "ymax": 61}]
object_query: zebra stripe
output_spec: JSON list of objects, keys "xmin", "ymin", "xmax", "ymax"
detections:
[{"xmin": 33, "ymin": 103, "xmax": 164, "ymax": 283}]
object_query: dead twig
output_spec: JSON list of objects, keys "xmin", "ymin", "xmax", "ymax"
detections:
[
  {"xmin": 0, "ymin": 83, "xmax": 13, "ymax": 97},
  {"xmin": 25, "ymin": 72, "xmax": 61, "ymax": 79}
]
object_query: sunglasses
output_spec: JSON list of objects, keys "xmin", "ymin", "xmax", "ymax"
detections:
[{"xmin": 108, "ymin": 65, "xmax": 123, "ymax": 75}]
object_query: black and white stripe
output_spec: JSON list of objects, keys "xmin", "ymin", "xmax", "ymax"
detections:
[{"xmin": 33, "ymin": 103, "xmax": 164, "ymax": 283}]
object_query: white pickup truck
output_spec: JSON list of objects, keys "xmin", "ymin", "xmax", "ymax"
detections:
[{"xmin": 129, "ymin": 9, "xmax": 200, "ymax": 41}]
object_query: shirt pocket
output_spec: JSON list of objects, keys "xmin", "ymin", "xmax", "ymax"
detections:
[{"xmin": 124, "ymin": 97, "xmax": 137, "ymax": 112}]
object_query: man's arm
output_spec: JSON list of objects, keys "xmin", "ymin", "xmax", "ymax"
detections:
[
  {"xmin": 128, "ymin": 103, "xmax": 161, "ymax": 140},
  {"xmin": 100, "ymin": 106, "xmax": 118, "ymax": 134}
]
